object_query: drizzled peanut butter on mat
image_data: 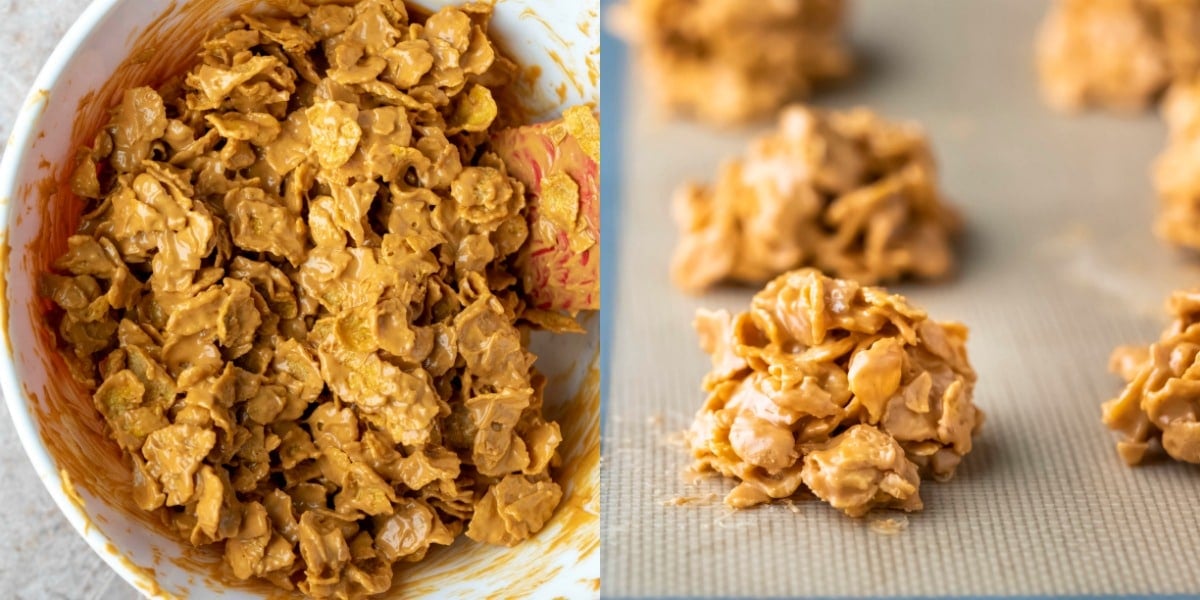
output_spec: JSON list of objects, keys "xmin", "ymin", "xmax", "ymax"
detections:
[
  {"xmin": 42, "ymin": 2, "xmax": 576, "ymax": 597},
  {"xmin": 1103, "ymin": 290, "xmax": 1200, "ymax": 465},
  {"xmin": 618, "ymin": 0, "xmax": 850, "ymax": 125},
  {"xmin": 1036, "ymin": 0, "xmax": 1200, "ymax": 113},
  {"xmin": 686, "ymin": 269, "xmax": 983, "ymax": 517},
  {"xmin": 672, "ymin": 106, "xmax": 960, "ymax": 294}
]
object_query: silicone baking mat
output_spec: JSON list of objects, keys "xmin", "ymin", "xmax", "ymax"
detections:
[{"xmin": 600, "ymin": 1, "xmax": 1200, "ymax": 597}]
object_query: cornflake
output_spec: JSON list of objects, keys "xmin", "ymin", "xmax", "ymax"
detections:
[
  {"xmin": 46, "ymin": 1, "xmax": 571, "ymax": 598},
  {"xmin": 619, "ymin": 0, "xmax": 851, "ymax": 125},
  {"xmin": 686, "ymin": 269, "xmax": 983, "ymax": 518},
  {"xmin": 1103, "ymin": 289, "xmax": 1200, "ymax": 465},
  {"xmin": 672, "ymin": 106, "xmax": 960, "ymax": 294},
  {"xmin": 1035, "ymin": 0, "xmax": 1200, "ymax": 112}
]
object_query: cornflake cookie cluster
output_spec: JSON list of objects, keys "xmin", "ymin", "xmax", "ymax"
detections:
[
  {"xmin": 44, "ymin": 2, "xmax": 565, "ymax": 598},
  {"xmin": 687, "ymin": 269, "xmax": 983, "ymax": 517},
  {"xmin": 1036, "ymin": 0, "xmax": 1200, "ymax": 112},
  {"xmin": 620, "ymin": 0, "xmax": 851, "ymax": 125},
  {"xmin": 1153, "ymin": 76, "xmax": 1200, "ymax": 249},
  {"xmin": 672, "ymin": 106, "xmax": 960, "ymax": 294},
  {"xmin": 1104, "ymin": 290, "xmax": 1200, "ymax": 465}
]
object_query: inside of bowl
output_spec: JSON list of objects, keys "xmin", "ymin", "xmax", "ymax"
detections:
[{"xmin": 5, "ymin": 0, "xmax": 599, "ymax": 597}]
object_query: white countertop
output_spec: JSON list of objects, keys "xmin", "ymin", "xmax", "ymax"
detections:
[{"xmin": 0, "ymin": 0, "xmax": 136, "ymax": 597}]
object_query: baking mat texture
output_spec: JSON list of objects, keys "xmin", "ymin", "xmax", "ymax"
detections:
[{"xmin": 600, "ymin": 0, "xmax": 1200, "ymax": 597}]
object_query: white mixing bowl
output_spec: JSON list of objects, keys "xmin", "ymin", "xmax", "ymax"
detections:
[{"xmin": 0, "ymin": 0, "xmax": 599, "ymax": 597}]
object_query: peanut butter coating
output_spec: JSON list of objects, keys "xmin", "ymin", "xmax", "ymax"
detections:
[
  {"xmin": 1036, "ymin": 0, "xmax": 1200, "ymax": 112},
  {"xmin": 1104, "ymin": 290, "xmax": 1200, "ymax": 466},
  {"xmin": 621, "ymin": 0, "xmax": 851, "ymax": 125},
  {"xmin": 46, "ymin": 2, "xmax": 569, "ymax": 597},
  {"xmin": 687, "ymin": 269, "xmax": 983, "ymax": 517},
  {"xmin": 672, "ymin": 106, "xmax": 960, "ymax": 294}
]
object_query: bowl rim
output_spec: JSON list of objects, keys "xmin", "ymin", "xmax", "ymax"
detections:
[{"xmin": 0, "ymin": 0, "xmax": 163, "ymax": 595}]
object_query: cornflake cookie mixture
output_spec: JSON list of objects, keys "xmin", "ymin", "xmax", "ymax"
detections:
[
  {"xmin": 43, "ymin": 1, "xmax": 575, "ymax": 597},
  {"xmin": 686, "ymin": 269, "xmax": 983, "ymax": 517},
  {"xmin": 619, "ymin": 0, "xmax": 851, "ymax": 125},
  {"xmin": 672, "ymin": 106, "xmax": 960, "ymax": 294},
  {"xmin": 1103, "ymin": 290, "xmax": 1200, "ymax": 465},
  {"xmin": 1153, "ymin": 76, "xmax": 1200, "ymax": 249},
  {"xmin": 1035, "ymin": 0, "xmax": 1200, "ymax": 112}
]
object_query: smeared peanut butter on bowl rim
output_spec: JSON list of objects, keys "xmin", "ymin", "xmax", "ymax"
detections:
[{"xmin": 0, "ymin": 225, "xmax": 9, "ymax": 357}]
